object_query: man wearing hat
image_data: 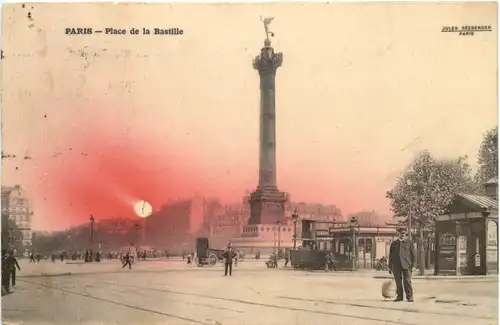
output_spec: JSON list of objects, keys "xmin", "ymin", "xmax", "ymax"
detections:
[
  {"xmin": 222, "ymin": 244, "xmax": 237, "ymax": 276},
  {"xmin": 388, "ymin": 226, "xmax": 417, "ymax": 302}
]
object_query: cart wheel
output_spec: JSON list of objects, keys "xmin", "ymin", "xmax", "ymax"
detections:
[
  {"xmin": 208, "ymin": 254, "xmax": 217, "ymax": 267},
  {"xmin": 196, "ymin": 257, "xmax": 203, "ymax": 267}
]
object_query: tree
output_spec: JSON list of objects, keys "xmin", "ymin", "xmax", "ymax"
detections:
[
  {"xmin": 475, "ymin": 126, "xmax": 498, "ymax": 192},
  {"xmin": 386, "ymin": 151, "xmax": 474, "ymax": 274},
  {"xmin": 386, "ymin": 151, "xmax": 474, "ymax": 229}
]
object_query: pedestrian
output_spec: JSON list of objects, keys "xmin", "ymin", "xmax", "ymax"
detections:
[
  {"xmin": 29, "ymin": 252, "xmax": 35, "ymax": 263},
  {"xmin": 324, "ymin": 252, "xmax": 331, "ymax": 272},
  {"xmin": 284, "ymin": 249, "xmax": 289, "ymax": 267},
  {"xmin": 388, "ymin": 227, "xmax": 417, "ymax": 302},
  {"xmin": 60, "ymin": 253, "xmax": 64, "ymax": 262},
  {"xmin": 222, "ymin": 245, "xmax": 236, "ymax": 276},
  {"xmin": 122, "ymin": 252, "xmax": 132, "ymax": 269},
  {"xmin": 6, "ymin": 250, "xmax": 21, "ymax": 288},
  {"xmin": 186, "ymin": 253, "xmax": 192, "ymax": 264},
  {"xmin": 328, "ymin": 252, "xmax": 336, "ymax": 271},
  {"xmin": 2, "ymin": 250, "xmax": 11, "ymax": 293}
]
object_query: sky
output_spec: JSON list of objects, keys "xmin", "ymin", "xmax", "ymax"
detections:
[{"xmin": 1, "ymin": 2, "xmax": 498, "ymax": 230}]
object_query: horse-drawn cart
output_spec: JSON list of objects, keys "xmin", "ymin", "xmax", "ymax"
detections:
[{"xmin": 195, "ymin": 237, "xmax": 224, "ymax": 267}]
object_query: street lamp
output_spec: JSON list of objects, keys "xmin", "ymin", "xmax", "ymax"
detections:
[
  {"xmin": 349, "ymin": 216, "xmax": 358, "ymax": 271},
  {"xmin": 88, "ymin": 215, "xmax": 95, "ymax": 262},
  {"xmin": 277, "ymin": 220, "xmax": 281, "ymax": 256},
  {"xmin": 89, "ymin": 215, "xmax": 95, "ymax": 247},
  {"xmin": 406, "ymin": 170, "xmax": 417, "ymax": 241},
  {"xmin": 273, "ymin": 225, "xmax": 277, "ymax": 255},
  {"xmin": 292, "ymin": 209, "xmax": 299, "ymax": 250}
]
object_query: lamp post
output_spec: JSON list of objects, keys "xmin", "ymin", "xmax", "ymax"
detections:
[
  {"xmin": 89, "ymin": 215, "xmax": 95, "ymax": 248},
  {"xmin": 350, "ymin": 216, "xmax": 358, "ymax": 271},
  {"xmin": 277, "ymin": 220, "xmax": 281, "ymax": 256},
  {"xmin": 292, "ymin": 209, "xmax": 299, "ymax": 250},
  {"xmin": 406, "ymin": 170, "xmax": 416, "ymax": 241},
  {"xmin": 406, "ymin": 169, "xmax": 425, "ymax": 275},
  {"xmin": 273, "ymin": 226, "xmax": 277, "ymax": 255},
  {"xmin": 89, "ymin": 215, "xmax": 95, "ymax": 262}
]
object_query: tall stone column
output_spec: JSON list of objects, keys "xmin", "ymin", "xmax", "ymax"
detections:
[
  {"xmin": 253, "ymin": 39, "xmax": 282, "ymax": 190},
  {"xmin": 248, "ymin": 36, "xmax": 288, "ymax": 225}
]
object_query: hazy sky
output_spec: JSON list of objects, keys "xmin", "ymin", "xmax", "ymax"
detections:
[{"xmin": 1, "ymin": 2, "xmax": 497, "ymax": 230}]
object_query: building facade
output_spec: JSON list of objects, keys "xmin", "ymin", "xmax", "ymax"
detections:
[
  {"xmin": 1, "ymin": 185, "xmax": 33, "ymax": 250},
  {"xmin": 144, "ymin": 195, "xmax": 206, "ymax": 251}
]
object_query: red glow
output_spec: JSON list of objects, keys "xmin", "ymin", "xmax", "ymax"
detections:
[{"xmin": 31, "ymin": 126, "xmax": 201, "ymax": 230}]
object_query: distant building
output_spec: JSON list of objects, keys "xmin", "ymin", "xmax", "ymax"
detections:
[
  {"xmin": 1, "ymin": 185, "xmax": 33, "ymax": 250},
  {"xmin": 144, "ymin": 195, "xmax": 206, "ymax": 251},
  {"xmin": 207, "ymin": 201, "xmax": 250, "ymax": 248},
  {"xmin": 286, "ymin": 201, "xmax": 343, "ymax": 222}
]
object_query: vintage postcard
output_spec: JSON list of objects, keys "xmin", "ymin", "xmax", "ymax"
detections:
[{"xmin": 1, "ymin": 2, "xmax": 498, "ymax": 325}]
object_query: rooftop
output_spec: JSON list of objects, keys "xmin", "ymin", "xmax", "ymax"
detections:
[
  {"xmin": 457, "ymin": 193, "xmax": 498, "ymax": 210},
  {"xmin": 485, "ymin": 176, "xmax": 498, "ymax": 185}
]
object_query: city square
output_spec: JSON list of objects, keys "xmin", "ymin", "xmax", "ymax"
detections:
[
  {"xmin": 1, "ymin": 4, "xmax": 498, "ymax": 325},
  {"xmin": 3, "ymin": 258, "xmax": 498, "ymax": 325}
]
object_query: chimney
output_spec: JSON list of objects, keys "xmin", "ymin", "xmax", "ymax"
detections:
[{"xmin": 484, "ymin": 176, "xmax": 498, "ymax": 201}]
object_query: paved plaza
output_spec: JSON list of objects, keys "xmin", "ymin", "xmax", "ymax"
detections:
[{"xmin": 2, "ymin": 259, "xmax": 498, "ymax": 325}]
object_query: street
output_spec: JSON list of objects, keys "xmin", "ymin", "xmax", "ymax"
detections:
[{"xmin": 2, "ymin": 259, "xmax": 498, "ymax": 325}]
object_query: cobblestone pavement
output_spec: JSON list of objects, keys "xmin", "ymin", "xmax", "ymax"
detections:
[{"xmin": 3, "ymin": 259, "xmax": 498, "ymax": 325}]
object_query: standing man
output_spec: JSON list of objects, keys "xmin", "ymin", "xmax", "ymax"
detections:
[
  {"xmin": 7, "ymin": 250, "xmax": 21, "ymax": 288},
  {"xmin": 2, "ymin": 250, "xmax": 11, "ymax": 293},
  {"xmin": 222, "ymin": 245, "xmax": 236, "ymax": 276},
  {"xmin": 388, "ymin": 227, "xmax": 417, "ymax": 302},
  {"xmin": 284, "ymin": 249, "xmax": 290, "ymax": 267}
]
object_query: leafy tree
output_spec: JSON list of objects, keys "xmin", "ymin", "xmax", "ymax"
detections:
[
  {"xmin": 386, "ymin": 151, "xmax": 474, "ymax": 229},
  {"xmin": 475, "ymin": 126, "xmax": 498, "ymax": 192},
  {"xmin": 387, "ymin": 151, "xmax": 474, "ymax": 273}
]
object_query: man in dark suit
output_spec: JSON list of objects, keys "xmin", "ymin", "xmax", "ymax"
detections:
[
  {"xmin": 388, "ymin": 227, "xmax": 417, "ymax": 302},
  {"xmin": 222, "ymin": 245, "xmax": 236, "ymax": 276}
]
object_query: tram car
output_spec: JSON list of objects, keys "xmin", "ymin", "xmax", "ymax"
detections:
[{"xmin": 195, "ymin": 237, "xmax": 224, "ymax": 267}]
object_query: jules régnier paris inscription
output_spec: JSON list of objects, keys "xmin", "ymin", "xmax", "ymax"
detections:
[{"xmin": 65, "ymin": 27, "xmax": 184, "ymax": 35}]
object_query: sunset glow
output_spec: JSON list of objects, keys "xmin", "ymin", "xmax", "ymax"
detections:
[{"xmin": 134, "ymin": 200, "xmax": 153, "ymax": 218}]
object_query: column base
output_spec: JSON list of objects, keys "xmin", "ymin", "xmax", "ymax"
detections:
[{"xmin": 248, "ymin": 189, "xmax": 288, "ymax": 225}]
